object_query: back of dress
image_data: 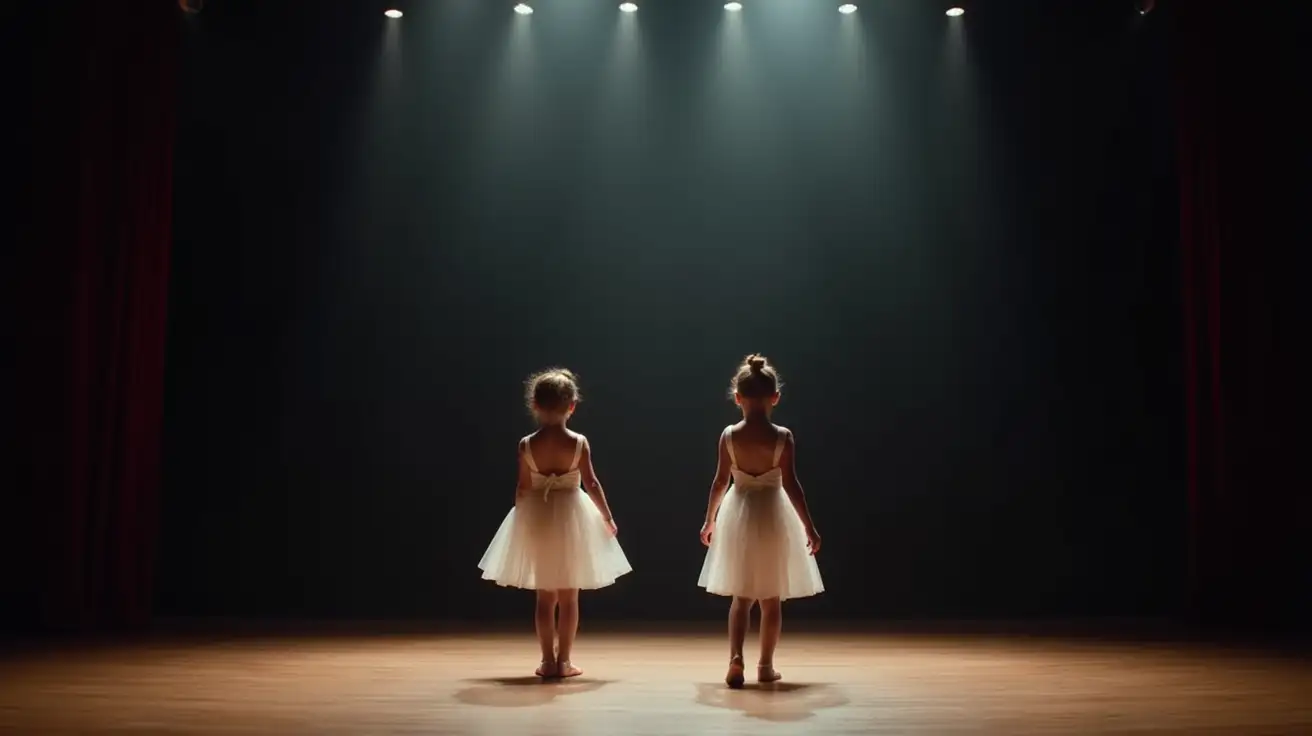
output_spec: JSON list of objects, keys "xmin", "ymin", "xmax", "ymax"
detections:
[
  {"xmin": 523, "ymin": 435, "xmax": 584, "ymax": 499},
  {"xmin": 479, "ymin": 433, "xmax": 631, "ymax": 591},
  {"xmin": 726, "ymin": 427, "xmax": 786, "ymax": 492},
  {"xmin": 698, "ymin": 425, "xmax": 824, "ymax": 602}
]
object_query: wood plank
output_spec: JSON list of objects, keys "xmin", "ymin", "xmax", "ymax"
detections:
[{"xmin": 2, "ymin": 631, "xmax": 1309, "ymax": 734}]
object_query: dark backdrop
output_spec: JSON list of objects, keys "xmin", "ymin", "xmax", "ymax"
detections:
[{"xmin": 159, "ymin": 0, "xmax": 1182, "ymax": 622}]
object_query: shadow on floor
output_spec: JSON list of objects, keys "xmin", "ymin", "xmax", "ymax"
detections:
[
  {"xmin": 694, "ymin": 681, "xmax": 850, "ymax": 722},
  {"xmin": 454, "ymin": 676, "xmax": 612, "ymax": 707}
]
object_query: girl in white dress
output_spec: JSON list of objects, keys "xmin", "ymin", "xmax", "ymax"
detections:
[
  {"xmin": 698, "ymin": 354, "xmax": 824, "ymax": 688},
  {"xmin": 479, "ymin": 368, "xmax": 631, "ymax": 678}
]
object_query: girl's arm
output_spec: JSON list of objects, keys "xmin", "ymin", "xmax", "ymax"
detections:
[
  {"xmin": 779, "ymin": 430, "xmax": 822, "ymax": 554},
  {"xmin": 699, "ymin": 433, "xmax": 733, "ymax": 545},
  {"xmin": 514, "ymin": 438, "xmax": 533, "ymax": 501},
  {"xmin": 578, "ymin": 438, "xmax": 617, "ymax": 530}
]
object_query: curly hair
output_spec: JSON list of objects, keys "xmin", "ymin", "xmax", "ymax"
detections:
[{"xmin": 525, "ymin": 367, "xmax": 581, "ymax": 416}]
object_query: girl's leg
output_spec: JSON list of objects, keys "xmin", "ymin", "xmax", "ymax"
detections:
[
  {"xmin": 555, "ymin": 588, "xmax": 582, "ymax": 677},
  {"xmin": 535, "ymin": 590, "xmax": 559, "ymax": 676},
  {"xmin": 729, "ymin": 596, "xmax": 752, "ymax": 660},
  {"xmin": 757, "ymin": 597, "xmax": 782, "ymax": 682},
  {"xmin": 726, "ymin": 596, "xmax": 753, "ymax": 688}
]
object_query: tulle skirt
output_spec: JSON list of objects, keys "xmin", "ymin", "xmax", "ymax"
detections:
[
  {"xmin": 479, "ymin": 488, "xmax": 632, "ymax": 591},
  {"xmin": 698, "ymin": 485, "xmax": 824, "ymax": 601}
]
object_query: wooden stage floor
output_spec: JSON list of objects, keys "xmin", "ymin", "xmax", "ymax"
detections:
[{"xmin": 2, "ymin": 626, "xmax": 1309, "ymax": 734}]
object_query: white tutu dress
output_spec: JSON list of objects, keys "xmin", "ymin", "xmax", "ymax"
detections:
[
  {"xmin": 479, "ymin": 435, "xmax": 632, "ymax": 590},
  {"xmin": 698, "ymin": 427, "xmax": 824, "ymax": 601}
]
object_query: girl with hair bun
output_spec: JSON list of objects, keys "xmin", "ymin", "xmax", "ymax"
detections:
[{"xmin": 697, "ymin": 354, "xmax": 824, "ymax": 688}]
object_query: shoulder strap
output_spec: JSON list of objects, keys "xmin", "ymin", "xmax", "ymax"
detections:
[
  {"xmin": 569, "ymin": 436, "xmax": 585, "ymax": 472},
  {"xmin": 771, "ymin": 431, "xmax": 785, "ymax": 468},
  {"xmin": 724, "ymin": 426, "xmax": 737, "ymax": 467},
  {"xmin": 522, "ymin": 438, "xmax": 540, "ymax": 474}
]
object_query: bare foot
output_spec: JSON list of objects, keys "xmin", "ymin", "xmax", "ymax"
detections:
[
  {"xmin": 535, "ymin": 660, "xmax": 558, "ymax": 678},
  {"xmin": 557, "ymin": 659, "xmax": 583, "ymax": 678},
  {"xmin": 757, "ymin": 664, "xmax": 782, "ymax": 683},
  {"xmin": 725, "ymin": 655, "xmax": 745, "ymax": 689}
]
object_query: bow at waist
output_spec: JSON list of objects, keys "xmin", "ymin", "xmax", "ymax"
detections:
[{"xmin": 534, "ymin": 472, "xmax": 582, "ymax": 501}]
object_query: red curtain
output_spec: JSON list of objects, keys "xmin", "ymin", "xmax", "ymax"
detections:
[
  {"xmin": 1172, "ymin": 2, "xmax": 1306, "ymax": 627},
  {"xmin": 11, "ymin": 1, "xmax": 177, "ymax": 632}
]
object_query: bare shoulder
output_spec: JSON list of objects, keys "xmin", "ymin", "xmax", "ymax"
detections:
[
  {"xmin": 567, "ymin": 428, "xmax": 589, "ymax": 446},
  {"xmin": 774, "ymin": 425, "xmax": 795, "ymax": 442},
  {"xmin": 721, "ymin": 422, "xmax": 741, "ymax": 444}
]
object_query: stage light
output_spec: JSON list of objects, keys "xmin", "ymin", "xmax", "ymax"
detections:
[
  {"xmin": 838, "ymin": 3, "xmax": 857, "ymax": 12},
  {"xmin": 724, "ymin": 2, "xmax": 742, "ymax": 10},
  {"xmin": 620, "ymin": 2, "xmax": 638, "ymax": 10},
  {"xmin": 384, "ymin": 8, "xmax": 403, "ymax": 18},
  {"xmin": 514, "ymin": 3, "xmax": 533, "ymax": 13},
  {"xmin": 945, "ymin": 6, "xmax": 964, "ymax": 16}
]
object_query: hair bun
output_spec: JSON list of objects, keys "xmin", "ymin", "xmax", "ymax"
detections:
[{"xmin": 730, "ymin": 354, "xmax": 780, "ymax": 399}]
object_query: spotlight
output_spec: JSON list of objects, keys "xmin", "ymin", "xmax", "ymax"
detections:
[
  {"xmin": 383, "ymin": 8, "xmax": 403, "ymax": 18},
  {"xmin": 620, "ymin": 1, "xmax": 638, "ymax": 10},
  {"xmin": 838, "ymin": 3, "xmax": 857, "ymax": 12},
  {"xmin": 945, "ymin": 6, "xmax": 964, "ymax": 16},
  {"xmin": 1135, "ymin": 0, "xmax": 1155, "ymax": 14},
  {"xmin": 514, "ymin": 3, "xmax": 533, "ymax": 12},
  {"xmin": 724, "ymin": 1, "xmax": 742, "ymax": 9},
  {"xmin": 178, "ymin": 0, "xmax": 204, "ymax": 13}
]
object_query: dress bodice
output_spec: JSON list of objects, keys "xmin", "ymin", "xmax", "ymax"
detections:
[
  {"xmin": 523, "ymin": 435, "xmax": 585, "ymax": 500},
  {"xmin": 725, "ymin": 426, "xmax": 785, "ymax": 491}
]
